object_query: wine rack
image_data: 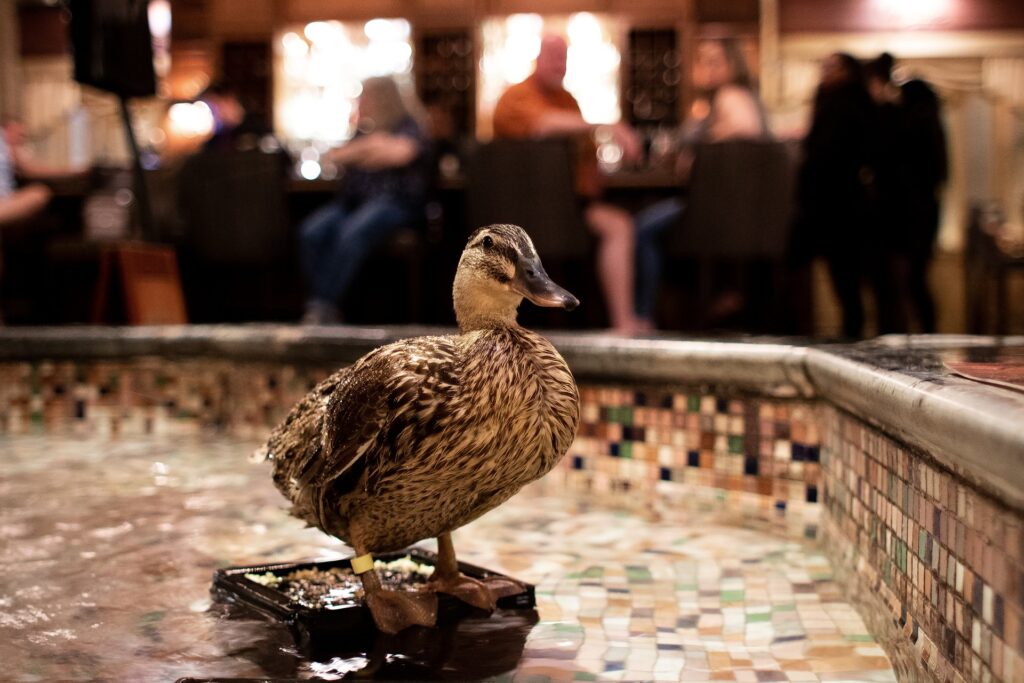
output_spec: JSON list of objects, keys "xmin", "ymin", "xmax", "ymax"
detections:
[
  {"xmin": 415, "ymin": 30, "xmax": 475, "ymax": 138},
  {"xmin": 625, "ymin": 28, "xmax": 681, "ymax": 128}
]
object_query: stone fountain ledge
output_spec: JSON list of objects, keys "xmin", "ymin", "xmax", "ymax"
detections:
[{"xmin": 0, "ymin": 325, "xmax": 1022, "ymax": 507}]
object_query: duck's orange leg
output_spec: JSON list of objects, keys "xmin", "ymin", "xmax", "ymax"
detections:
[
  {"xmin": 427, "ymin": 532, "xmax": 525, "ymax": 611},
  {"xmin": 353, "ymin": 546, "xmax": 437, "ymax": 634}
]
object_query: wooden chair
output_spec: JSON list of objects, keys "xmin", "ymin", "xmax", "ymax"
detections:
[
  {"xmin": 91, "ymin": 241, "xmax": 187, "ymax": 324},
  {"xmin": 965, "ymin": 204, "xmax": 1024, "ymax": 335},
  {"xmin": 465, "ymin": 138, "xmax": 590, "ymax": 261},
  {"xmin": 176, "ymin": 149, "xmax": 296, "ymax": 321}
]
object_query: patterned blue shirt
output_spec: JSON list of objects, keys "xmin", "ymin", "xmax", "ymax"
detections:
[
  {"xmin": 0, "ymin": 136, "xmax": 14, "ymax": 199},
  {"xmin": 336, "ymin": 115, "xmax": 431, "ymax": 210}
]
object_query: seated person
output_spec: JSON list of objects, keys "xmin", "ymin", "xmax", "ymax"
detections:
[
  {"xmin": 492, "ymin": 34, "xmax": 642, "ymax": 334},
  {"xmin": 1, "ymin": 117, "xmax": 90, "ymax": 227},
  {"xmin": 0, "ymin": 132, "xmax": 50, "ymax": 226},
  {"xmin": 198, "ymin": 81, "xmax": 248, "ymax": 152},
  {"xmin": 299, "ymin": 76, "xmax": 431, "ymax": 324},
  {"xmin": 1, "ymin": 118, "xmax": 91, "ymax": 323},
  {"xmin": 196, "ymin": 80, "xmax": 282, "ymax": 155},
  {"xmin": 634, "ymin": 37, "xmax": 771, "ymax": 329}
]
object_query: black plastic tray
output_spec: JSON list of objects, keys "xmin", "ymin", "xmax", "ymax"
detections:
[{"xmin": 211, "ymin": 549, "xmax": 536, "ymax": 654}]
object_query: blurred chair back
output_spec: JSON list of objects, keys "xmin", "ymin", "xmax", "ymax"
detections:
[
  {"xmin": 668, "ymin": 140, "xmax": 795, "ymax": 259},
  {"xmin": 177, "ymin": 149, "xmax": 289, "ymax": 265},
  {"xmin": 176, "ymin": 149, "xmax": 299, "ymax": 322},
  {"xmin": 662, "ymin": 140, "xmax": 797, "ymax": 332},
  {"xmin": 465, "ymin": 139, "xmax": 589, "ymax": 260}
]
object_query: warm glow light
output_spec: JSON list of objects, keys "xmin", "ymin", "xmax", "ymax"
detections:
[
  {"xmin": 304, "ymin": 21, "xmax": 342, "ymax": 46},
  {"xmin": 364, "ymin": 18, "xmax": 409, "ymax": 42},
  {"xmin": 276, "ymin": 19, "xmax": 413, "ymax": 145},
  {"xmin": 872, "ymin": 0, "xmax": 952, "ymax": 27},
  {"xmin": 281, "ymin": 32, "xmax": 308, "ymax": 59},
  {"xmin": 299, "ymin": 159, "xmax": 321, "ymax": 180},
  {"xmin": 168, "ymin": 101, "xmax": 213, "ymax": 137},
  {"xmin": 147, "ymin": 0, "xmax": 171, "ymax": 39},
  {"xmin": 567, "ymin": 12, "xmax": 601, "ymax": 46},
  {"xmin": 479, "ymin": 13, "xmax": 621, "ymax": 129}
]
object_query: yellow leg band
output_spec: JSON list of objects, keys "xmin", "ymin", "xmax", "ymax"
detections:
[{"xmin": 350, "ymin": 553, "xmax": 374, "ymax": 574}]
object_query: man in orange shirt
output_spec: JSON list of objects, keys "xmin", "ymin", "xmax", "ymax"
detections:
[{"xmin": 493, "ymin": 34, "xmax": 641, "ymax": 334}]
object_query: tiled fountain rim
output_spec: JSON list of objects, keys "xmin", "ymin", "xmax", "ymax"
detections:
[{"xmin": 1, "ymin": 325, "xmax": 1022, "ymax": 507}]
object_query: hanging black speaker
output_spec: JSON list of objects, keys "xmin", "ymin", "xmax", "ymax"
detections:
[{"xmin": 68, "ymin": 0, "xmax": 156, "ymax": 98}]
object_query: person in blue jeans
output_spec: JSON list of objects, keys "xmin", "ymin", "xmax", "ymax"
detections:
[
  {"xmin": 634, "ymin": 37, "xmax": 771, "ymax": 329},
  {"xmin": 300, "ymin": 76, "xmax": 431, "ymax": 324}
]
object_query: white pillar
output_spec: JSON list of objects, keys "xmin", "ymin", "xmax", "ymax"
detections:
[{"xmin": 759, "ymin": 0, "xmax": 780, "ymax": 108}]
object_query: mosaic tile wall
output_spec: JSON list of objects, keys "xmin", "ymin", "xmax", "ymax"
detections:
[
  {"xmin": 0, "ymin": 359, "xmax": 326, "ymax": 439},
  {"xmin": 0, "ymin": 360, "xmax": 823, "ymax": 514},
  {"xmin": 564, "ymin": 386, "xmax": 822, "ymax": 516},
  {"xmin": 820, "ymin": 404, "xmax": 1024, "ymax": 683}
]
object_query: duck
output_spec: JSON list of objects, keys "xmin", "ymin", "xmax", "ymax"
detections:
[{"xmin": 259, "ymin": 224, "xmax": 581, "ymax": 634}]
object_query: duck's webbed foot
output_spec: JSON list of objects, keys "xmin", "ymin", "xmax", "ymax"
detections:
[
  {"xmin": 428, "ymin": 531, "xmax": 526, "ymax": 611},
  {"xmin": 364, "ymin": 587, "xmax": 438, "ymax": 634},
  {"xmin": 428, "ymin": 573, "xmax": 526, "ymax": 611},
  {"xmin": 355, "ymin": 553, "xmax": 437, "ymax": 634}
]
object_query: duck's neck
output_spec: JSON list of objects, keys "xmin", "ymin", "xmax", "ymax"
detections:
[
  {"xmin": 454, "ymin": 296, "xmax": 520, "ymax": 332},
  {"xmin": 453, "ymin": 276, "xmax": 521, "ymax": 333}
]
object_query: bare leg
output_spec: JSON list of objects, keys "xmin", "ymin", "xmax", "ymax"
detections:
[
  {"xmin": 585, "ymin": 202, "xmax": 638, "ymax": 334},
  {"xmin": 354, "ymin": 544, "xmax": 437, "ymax": 634},
  {"xmin": 428, "ymin": 531, "xmax": 524, "ymax": 611}
]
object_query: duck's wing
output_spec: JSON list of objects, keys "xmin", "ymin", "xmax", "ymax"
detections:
[
  {"xmin": 301, "ymin": 336, "xmax": 459, "ymax": 531},
  {"xmin": 263, "ymin": 367, "xmax": 349, "ymax": 521}
]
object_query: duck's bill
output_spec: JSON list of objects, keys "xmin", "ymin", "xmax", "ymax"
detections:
[{"xmin": 513, "ymin": 255, "xmax": 580, "ymax": 311}]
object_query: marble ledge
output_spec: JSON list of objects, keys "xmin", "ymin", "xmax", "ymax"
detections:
[{"xmin": 0, "ymin": 325, "xmax": 1021, "ymax": 507}]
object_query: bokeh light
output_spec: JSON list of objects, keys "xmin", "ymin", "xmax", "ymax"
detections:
[
  {"xmin": 479, "ymin": 13, "xmax": 622, "ymax": 134},
  {"xmin": 276, "ymin": 18, "xmax": 413, "ymax": 145},
  {"xmin": 167, "ymin": 101, "xmax": 213, "ymax": 137}
]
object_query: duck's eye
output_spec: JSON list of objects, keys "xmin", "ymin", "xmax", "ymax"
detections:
[{"xmin": 482, "ymin": 235, "xmax": 494, "ymax": 249}]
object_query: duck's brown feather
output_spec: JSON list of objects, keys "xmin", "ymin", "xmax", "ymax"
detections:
[{"xmin": 262, "ymin": 326, "xmax": 578, "ymax": 552}]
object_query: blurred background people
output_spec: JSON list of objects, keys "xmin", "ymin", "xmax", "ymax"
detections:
[
  {"xmin": 633, "ymin": 36, "xmax": 771, "ymax": 330},
  {"xmin": 1, "ymin": 117, "xmax": 92, "ymax": 323},
  {"xmin": 2, "ymin": 118, "xmax": 89, "ymax": 195},
  {"xmin": 900, "ymin": 77, "xmax": 948, "ymax": 333},
  {"xmin": 197, "ymin": 81, "xmax": 248, "ymax": 152},
  {"xmin": 0, "ymin": 129, "xmax": 52, "ymax": 228},
  {"xmin": 3, "ymin": 2, "xmax": 1016, "ymax": 335},
  {"xmin": 492, "ymin": 34, "xmax": 642, "ymax": 334},
  {"xmin": 863, "ymin": 52, "xmax": 909, "ymax": 333},
  {"xmin": 299, "ymin": 76, "xmax": 431, "ymax": 324},
  {"xmin": 790, "ymin": 53, "xmax": 874, "ymax": 338}
]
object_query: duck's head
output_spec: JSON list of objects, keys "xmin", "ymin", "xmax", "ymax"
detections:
[{"xmin": 453, "ymin": 224, "xmax": 579, "ymax": 331}]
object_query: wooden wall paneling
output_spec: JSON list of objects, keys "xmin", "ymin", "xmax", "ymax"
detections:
[
  {"xmin": 17, "ymin": 4, "xmax": 68, "ymax": 57},
  {"xmin": 780, "ymin": 0, "xmax": 1024, "ymax": 34},
  {"xmin": 409, "ymin": 0, "xmax": 478, "ymax": 28},
  {"xmin": 167, "ymin": 44, "xmax": 214, "ymax": 100},
  {"xmin": 1, "ymin": 0, "xmax": 21, "ymax": 119},
  {"xmin": 479, "ymin": 0, "xmax": 612, "ymax": 16},
  {"xmin": 696, "ymin": 0, "xmax": 757, "ymax": 24},
  {"xmin": 278, "ymin": 0, "xmax": 415, "ymax": 23},
  {"xmin": 171, "ymin": 0, "xmax": 210, "ymax": 42},
  {"xmin": 611, "ymin": 1, "xmax": 684, "ymax": 25},
  {"xmin": 206, "ymin": 0, "xmax": 275, "ymax": 37}
]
